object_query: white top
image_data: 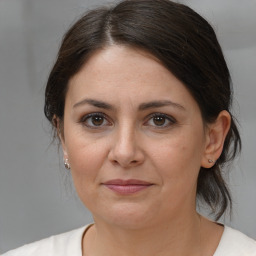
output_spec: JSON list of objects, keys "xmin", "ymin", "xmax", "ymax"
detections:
[{"xmin": 2, "ymin": 225, "xmax": 256, "ymax": 256}]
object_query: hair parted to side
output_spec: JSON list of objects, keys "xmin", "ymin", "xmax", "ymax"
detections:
[{"xmin": 44, "ymin": 0, "xmax": 241, "ymax": 220}]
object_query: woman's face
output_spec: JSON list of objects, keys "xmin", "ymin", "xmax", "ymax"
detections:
[{"xmin": 61, "ymin": 46, "xmax": 210, "ymax": 228}]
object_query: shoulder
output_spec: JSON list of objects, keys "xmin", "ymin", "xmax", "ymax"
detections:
[
  {"xmin": 214, "ymin": 226, "xmax": 256, "ymax": 256},
  {"xmin": 2, "ymin": 225, "xmax": 91, "ymax": 256}
]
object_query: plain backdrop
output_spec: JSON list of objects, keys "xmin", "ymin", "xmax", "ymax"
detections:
[{"xmin": 0, "ymin": 0, "xmax": 255, "ymax": 253}]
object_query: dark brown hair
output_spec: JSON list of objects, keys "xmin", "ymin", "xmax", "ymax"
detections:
[{"xmin": 44, "ymin": 0, "xmax": 241, "ymax": 220}]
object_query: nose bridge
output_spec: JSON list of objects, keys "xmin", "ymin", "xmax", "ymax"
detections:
[
  {"xmin": 116, "ymin": 121, "xmax": 136, "ymax": 156},
  {"xmin": 109, "ymin": 120, "xmax": 144, "ymax": 167}
]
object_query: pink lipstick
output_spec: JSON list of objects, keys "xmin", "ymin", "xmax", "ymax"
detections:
[{"xmin": 102, "ymin": 179, "xmax": 153, "ymax": 195}]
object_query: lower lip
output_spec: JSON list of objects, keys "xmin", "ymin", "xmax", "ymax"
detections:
[{"xmin": 104, "ymin": 184, "xmax": 152, "ymax": 194}]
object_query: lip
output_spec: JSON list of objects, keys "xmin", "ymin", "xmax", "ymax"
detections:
[{"xmin": 102, "ymin": 179, "xmax": 153, "ymax": 195}]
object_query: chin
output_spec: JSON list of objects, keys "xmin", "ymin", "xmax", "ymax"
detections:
[{"xmin": 94, "ymin": 202, "xmax": 158, "ymax": 230}]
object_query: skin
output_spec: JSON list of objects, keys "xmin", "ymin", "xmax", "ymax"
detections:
[{"xmin": 59, "ymin": 45, "xmax": 231, "ymax": 256}]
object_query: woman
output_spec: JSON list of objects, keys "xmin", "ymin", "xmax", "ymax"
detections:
[{"xmin": 3, "ymin": 0, "xmax": 256, "ymax": 255}]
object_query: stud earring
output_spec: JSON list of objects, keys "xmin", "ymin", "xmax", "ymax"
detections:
[
  {"xmin": 208, "ymin": 159, "xmax": 214, "ymax": 164},
  {"xmin": 64, "ymin": 158, "xmax": 71, "ymax": 170}
]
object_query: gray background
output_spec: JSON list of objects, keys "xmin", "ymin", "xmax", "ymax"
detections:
[{"xmin": 0, "ymin": 0, "xmax": 255, "ymax": 253}]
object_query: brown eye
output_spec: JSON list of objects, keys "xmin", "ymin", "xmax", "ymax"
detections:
[
  {"xmin": 145, "ymin": 113, "xmax": 176, "ymax": 128},
  {"xmin": 91, "ymin": 116, "xmax": 104, "ymax": 126},
  {"xmin": 153, "ymin": 116, "xmax": 166, "ymax": 126},
  {"xmin": 81, "ymin": 113, "xmax": 111, "ymax": 128}
]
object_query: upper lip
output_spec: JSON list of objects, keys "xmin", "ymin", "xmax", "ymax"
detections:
[{"xmin": 102, "ymin": 179, "xmax": 153, "ymax": 185}]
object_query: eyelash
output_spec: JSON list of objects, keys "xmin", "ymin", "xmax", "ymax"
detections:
[
  {"xmin": 144, "ymin": 113, "xmax": 176, "ymax": 128},
  {"xmin": 79, "ymin": 112, "xmax": 176, "ymax": 129},
  {"xmin": 79, "ymin": 112, "xmax": 112, "ymax": 129}
]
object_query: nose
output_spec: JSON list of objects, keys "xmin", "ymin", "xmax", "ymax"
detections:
[{"xmin": 108, "ymin": 125, "xmax": 145, "ymax": 168}]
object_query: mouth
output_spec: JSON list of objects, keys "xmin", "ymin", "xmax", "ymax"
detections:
[{"xmin": 102, "ymin": 179, "xmax": 154, "ymax": 195}]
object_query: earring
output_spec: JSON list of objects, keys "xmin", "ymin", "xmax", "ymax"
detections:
[
  {"xmin": 208, "ymin": 159, "xmax": 214, "ymax": 164},
  {"xmin": 64, "ymin": 158, "xmax": 71, "ymax": 170}
]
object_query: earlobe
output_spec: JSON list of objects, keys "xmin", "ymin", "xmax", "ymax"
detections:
[
  {"xmin": 59, "ymin": 132, "xmax": 68, "ymax": 159},
  {"xmin": 201, "ymin": 110, "xmax": 231, "ymax": 168},
  {"xmin": 55, "ymin": 117, "xmax": 71, "ymax": 170},
  {"xmin": 54, "ymin": 115, "xmax": 68, "ymax": 159}
]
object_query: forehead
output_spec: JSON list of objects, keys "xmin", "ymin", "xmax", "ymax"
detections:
[
  {"xmin": 67, "ymin": 45, "xmax": 198, "ymax": 111},
  {"xmin": 71, "ymin": 46, "xmax": 164, "ymax": 83}
]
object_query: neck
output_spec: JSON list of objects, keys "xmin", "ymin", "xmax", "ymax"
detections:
[{"xmin": 83, "ymin": 212, "xmax": 202, "ymax": 256}]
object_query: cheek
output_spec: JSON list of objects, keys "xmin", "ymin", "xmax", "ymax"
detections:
[
  {"xmin": 151, "ymin": 131, "xmax": 204, "ymax": 189},
  {"xmin": 65, "ymin": 137, "xmax": 108, "ymax": 190}
]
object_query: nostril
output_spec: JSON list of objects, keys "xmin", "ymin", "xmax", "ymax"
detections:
[
  {"xmin": 111, "ymin": 159, "xmax": 138, "ymax": 167},
  {"xmin": 113, "ymin": 160, "xmax": 119, "ymax": 165}
]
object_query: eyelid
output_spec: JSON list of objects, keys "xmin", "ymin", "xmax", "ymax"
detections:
[
  {"xmin": 144, "ymin": 113, "xmax": 176, "ymax": 127},
  {"xmin": 79, "ymin": 112, "xmax": 112, "ymax": 128},
  {"xmin": 78, "ymin": 112, "xmax": 176, "ymax": 129}
]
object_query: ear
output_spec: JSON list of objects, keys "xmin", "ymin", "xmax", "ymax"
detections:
[
  {"xmin": 201, "ymin": 110, "xmax": 231, "ymax": 168},
  {"xmin": 54, "ymin": 115, "xmax": 68, "ymax": 160}
]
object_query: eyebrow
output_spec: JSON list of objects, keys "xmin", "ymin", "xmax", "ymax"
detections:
[
  {"xmin": 138, "ymin": 100, "xmax": 185, "ymax": 111},
  {"xmin": 73, "ymin": 99, "xmax": 113, "ymax": 110},
  {"xmin": 73, "ymin": 98, "xmax": 185, "ymax": 111}
]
